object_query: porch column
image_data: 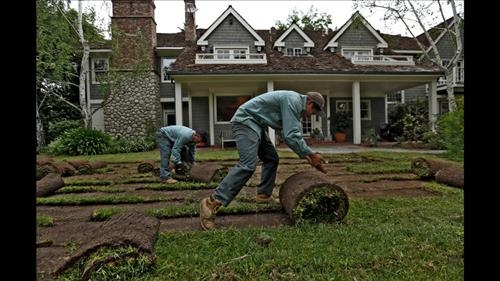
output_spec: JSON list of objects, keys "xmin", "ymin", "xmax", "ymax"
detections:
[
  {"xmin": 428, "ymin": 81, "xmax": 438, "ymax": 131},
  {"xmin": 175, "ymin": 82, "xmax": 183, "ymax": 125},
  {"xmin": 352, "ymin": 81, "xmax": 361, "ymax": 144},
  {"xmin": 267, "ymin": 81, "xmax": 276, "ymax": 146},
  {"xmin": 208, "ymin": 93, "xmax": 214, "ymax": 146}
]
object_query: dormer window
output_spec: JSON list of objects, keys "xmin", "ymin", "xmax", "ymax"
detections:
[
  {"xmin": 286, "ymin": 48, "xmax": 302, "ymax": 56},
  {"xmin": 215, "ymin": 47, "xmax": 248, "ymax": 60},
  {"xmin": 342, "ymin": 47, "xmax": 372, "ymax": 61}
]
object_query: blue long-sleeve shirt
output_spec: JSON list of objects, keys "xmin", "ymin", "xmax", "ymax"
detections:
[
  {"xmin": 158, "ymin": 125, "xmax": 196, "ymax": 164},
  {"xmin": 230, "ymin": 90, "xmax": 313, "ymax": 158}
]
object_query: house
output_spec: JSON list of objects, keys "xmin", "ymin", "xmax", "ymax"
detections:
[
  {"xmin": 88, "ymin": 0, "xmax": 445, "ymax": 146},
  {"xmin": 384, "ymin": 16, "xmax": 464, "ymax": 116}
]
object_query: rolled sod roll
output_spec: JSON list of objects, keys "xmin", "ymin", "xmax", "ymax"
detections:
[
  {"xmin": 188, "ymin": 163, "xmax": 228, "ymax": 183},
  {"xmin": 435, "ymin": 166, "xmax": 464, "ymax": 189},
  {"xmin": 279, "ymin": 171, "xmax": 349, "ymax": 224},
  {"xmin": 411, "ymin": 157, "xmax": 460, "ymax": 179}
]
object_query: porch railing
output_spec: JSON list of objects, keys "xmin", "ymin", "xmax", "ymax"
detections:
[
  {"xmin": 351, "ymin": 55, "xmax": 415, "ymax": 66},
  {"xmin": 437, "ymin": 66, "xmax": 464, "ymax": 87},
  {"xmin": 195, "ymin": 53, "xmax": 267, "ymax": 64}
]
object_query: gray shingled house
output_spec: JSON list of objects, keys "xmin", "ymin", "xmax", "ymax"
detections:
[{"xmin": 88, "ymin": 0, "xmax": 458, "ymax": 146}]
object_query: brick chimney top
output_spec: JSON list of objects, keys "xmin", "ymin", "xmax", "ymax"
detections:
[{"xmin": 184, "ymin": 0, "xmax": 197, "ymax": 43}]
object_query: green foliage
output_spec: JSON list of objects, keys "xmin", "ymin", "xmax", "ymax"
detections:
[
  {"xmin": 275, "ymin": 5, "xmax": 332, "ymax": 31},
  {"xmin": 47, "ymin": 119, "xmax": 84, "ymax": 143},
  {"xmin": 389, "ymin": 99, "xmax": 430, "ymax": 141},
  {"xmin": 422, "ymin": 130, "xmax": 446, "ymax": 150},
  {"xmin": 363, "ymin": 127, "xmax": 379, "ymax": 146},
  {"xmin": 37, "ymin": 0, "xmax": 107, "ymax": 146},
  {"xmin": 106, "ymin": 136, "xmax": 157, "ymax": 154},
  {"xmin": 331, "ymin": 110, "xmax": 351, "ymax": 132},
  {"xmin": 436, "ymin": 97, "xmax": 464, "ymax": 160},
  {"xmin": 48, "ymin": 127, "xmax": 111, "ymax": 155}
]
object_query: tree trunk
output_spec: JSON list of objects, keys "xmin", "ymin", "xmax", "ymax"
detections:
[
  {"xmin": 445, "ymin": 69, "xmax": 457, "ymax": 112},
  {"xmin": 78, "ymin": 0, "xmax": 92, "ymax": 129},
  {"xmin": 35, "ymin": 96, "xmax": 46, "ymax": 148}
]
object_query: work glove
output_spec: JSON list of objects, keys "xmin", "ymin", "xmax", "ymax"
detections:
[
  {"xmin": 175, "ymin": 163, "xmax": 187, "ymax": 175},
  {"xmin": 305, "ymin": 152, "xmax": 327, "ymax": 174}
]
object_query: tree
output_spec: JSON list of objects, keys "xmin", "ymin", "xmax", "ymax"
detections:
[
  {"xmin": 36, "ymin": 0, "xmax": 106, "ymax": 147},
  {"xmin": 275, "ymin": 5, "xmax": 332, "ymax": 31},
  {"xmin": 354, "ymin": 0, "xmax": 464, "ymax": 112}
]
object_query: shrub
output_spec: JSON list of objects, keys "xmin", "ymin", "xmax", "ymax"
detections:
[
  {"xmin": 47, "ymin": 119, "xmax": 84, "ymax": 143},
  {"xmin": 388, "ymin": 99, "xmax": 429, "ymax": 141},
  {"xmin": 106, "ymin": 136, "xmax": 157, "ymax": 153},
  {"xmin": 436, "ymin": 97, "xmax": 464, "ymax": 160},
  {"xmin": 331, "ymin": 110, "xmax": 350, "ymax": 133},
  {"xmin": 363, "ymin": 127, "xmax": 379, "ymax": 146},
  {"xmin": 48, "ymin": 127, "xmax": 111, "ymax": 155}
]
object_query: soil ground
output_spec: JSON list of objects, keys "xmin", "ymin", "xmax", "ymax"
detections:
[{"xmin": 36, "ymin": 156, "xmax": 439, "ymax": 278}]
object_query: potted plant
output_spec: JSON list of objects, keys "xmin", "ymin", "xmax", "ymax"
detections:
[{"xmin": 331, "ymin": 110, "xmax": 350, "ymax": 142}]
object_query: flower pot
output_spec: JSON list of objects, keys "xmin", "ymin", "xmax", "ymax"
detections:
[{"xmin": 334, "ymin": 132, "xmax": 346, "ymax": 143}]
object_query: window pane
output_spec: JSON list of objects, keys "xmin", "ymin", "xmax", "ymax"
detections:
[
  {"xmin": 162, "ymin": 58, "xmax": 176, "ymax": 81},
  {"xmin": 301, "ymin": 116, "xmax": 312, "ymax": 134},
  {"xmin": 216, "ymin": 96, "xmax": 251, "ymax": 122}
]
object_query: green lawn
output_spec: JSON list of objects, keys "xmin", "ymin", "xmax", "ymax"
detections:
[{"xmin": 48, "ymin": 149, "xmax": 463, "ymax": 281}]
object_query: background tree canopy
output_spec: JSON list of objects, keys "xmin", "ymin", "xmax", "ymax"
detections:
[
  {"xmin": 36, "ymin": 0, "xmax": 107, "ymax": 145},
  {"xmin": 274, "ymin": 5, "xmax": 333, "ymax": 31}
]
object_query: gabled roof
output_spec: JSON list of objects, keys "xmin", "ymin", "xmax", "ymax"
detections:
[
  {"xmin": 323, "ymin": 11, "xmax": 388, "ymax": 50},
  {"xmin": 418, "ymin": 16, "xmax": 463, "ymax": 54},
  {"xmin": 416, "ymin": 16, "xmax": 458, "ymax": 48},
  {"xmin": 169, "ymin": 28, "xmax": 442, "ymax": 75},
  {"xmin": 196, "ymin": 5, "xmax": 265, "ymax": 46},
  {"xmin": 273, "ymin": 23, "xmax": 315, "ymax": 48},
  {"xmin": 382, "ymin": 34, "xmax": 421, "ymax": 54}
]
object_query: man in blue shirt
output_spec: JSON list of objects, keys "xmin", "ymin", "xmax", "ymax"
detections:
[
  {"xmin": 155, "ymin": 125, "xmax": 203, "ymax": 183},
  {"xmin": 200, "ymin": 90, "xmax": 327, "ymax": 230}
]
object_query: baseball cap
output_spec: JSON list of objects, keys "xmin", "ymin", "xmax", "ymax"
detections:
[{"xmin": 306, "ymin": 92, "xmax": 325, "ymax": 114}]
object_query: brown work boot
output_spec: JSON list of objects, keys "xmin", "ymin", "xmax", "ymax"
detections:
[
  {"xmin": 161, "ymin": 178, "xmax": 178, "ymax": 184},
  {"xmin": 255, "ymin": 194, "xmax": 278, "ymax": 204},
  {"xmin": 199, "ymin": 196, "xmax": 222, "ymax": 230}
]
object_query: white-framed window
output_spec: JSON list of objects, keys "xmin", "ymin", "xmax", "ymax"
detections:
[
  {"xmin": 214, "ymin": 47, "xmax": 248, "ymax": 60},
  {"xmin": 91, "ymin": 58, "xmax": 109, "ymax": 84},
  {"xmin": 341, "ymin": 47, "xmax": 372, "ymax": 61},
  {"xmin": 161, "ymin": 57, "xmax": 176, "ymax": 82},
  {"xmin": 301, "ymin": 116, "xmax": 312, "ymax": 136},
  {"xmin": 387, "ymin": 90, "xmax": 404, "ymax": 105},
  {"xmin": 215, "ymin": 95, "xmax": 252, "ymax": 123},
  {"xmin": 335, "ymin": 100, "xmax": 371, "ymax": 120},
  {"xmin": 286, "ymin": 48, "xmax": 302, "ymax": 56}
]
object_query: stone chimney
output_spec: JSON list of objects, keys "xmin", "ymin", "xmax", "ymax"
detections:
[
  {"xmin": 106, "ymin": 0, "xmax": 162, "ymax": 139},
  {"xmin": 184, "ymin": 0, "xmax": 197, "ymax": 43}
]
